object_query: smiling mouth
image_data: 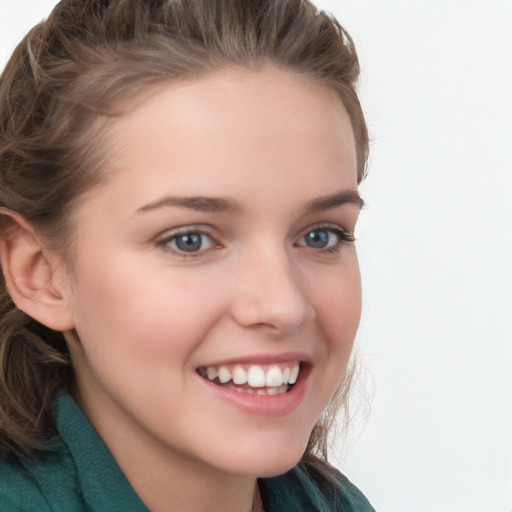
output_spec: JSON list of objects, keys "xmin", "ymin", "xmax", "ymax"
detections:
[{"xmin": 196, "ymin": 362, "xmax": 301, "ymax": 396}]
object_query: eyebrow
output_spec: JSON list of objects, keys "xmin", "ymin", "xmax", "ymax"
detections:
[
  {"xmin": 135, "ymin": 196, "xmax": 243, "ymax": 214},
  {"xmin": 303, "ymin": 190, "xmax": 364, "ymax": 213},
  {"xmin": 134, "ymin": 189, "xmax": 363, "ymax": 216}
]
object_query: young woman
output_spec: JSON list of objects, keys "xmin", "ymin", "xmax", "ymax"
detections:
[{"xmin": 0, "ymin": 0, "xmax": 374, "ymax": 510}]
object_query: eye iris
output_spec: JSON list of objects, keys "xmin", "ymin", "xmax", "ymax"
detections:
[
  {"xmin": 305, "ymin": 230, "xmax": 330, "ymax": 248},
  {"xmin": 175, "ymin": 234, "xmax": 202, "ymax": 252}
]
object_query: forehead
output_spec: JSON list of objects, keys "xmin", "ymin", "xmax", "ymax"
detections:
[{"xmin": 85, "ymin": 66, "xmax": 357, "ymax": 208}]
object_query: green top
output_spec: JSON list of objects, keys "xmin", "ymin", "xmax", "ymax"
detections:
[{"xmin": 0, "ymin": 396, "xmax": 375, "ymax": 511}]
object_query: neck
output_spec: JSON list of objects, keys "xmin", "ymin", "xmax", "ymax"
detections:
[
  {"xmin": 107, "ymin": 428, "xmax": 258, "ymax": 512},
  {"xmin": 132, "ymin": 466, "xmax": 258, "ymax": 512},
  {"xmin": 77, "ymin": 389, "xmax": 259, "ymax": 512}
]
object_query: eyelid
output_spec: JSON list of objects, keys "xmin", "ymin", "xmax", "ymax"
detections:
[
  {"xmin": 296, "ymin": 222, "xmax": 355, "ymax": 241},
  {"xmin": 156, "ymin": 225, "xmax": 200, "ymax": 240}
]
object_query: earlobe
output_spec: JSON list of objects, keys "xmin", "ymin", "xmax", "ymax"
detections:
[{"xmin": 0, "ymin": 210, "xmax": 75, "ymax": 332}]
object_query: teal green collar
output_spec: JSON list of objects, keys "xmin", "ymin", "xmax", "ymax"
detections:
[
  {"xmin": 52, "ymin": 395, "xmax": 148, "ymax": 511},
  {"xmin": 19, "ymin": 395, "xmax": 349, "ymax": 512}
]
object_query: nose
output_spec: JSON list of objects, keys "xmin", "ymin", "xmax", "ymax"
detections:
[{"xmin": 229, "ymin": 247, "xmax": 315, "ymax": 335}]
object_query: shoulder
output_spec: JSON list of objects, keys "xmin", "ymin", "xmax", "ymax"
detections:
[
  {"xmin": 324, "ymin": 468, "xmax": 376, "ymax": 511},
  {"xmin": 259, "ymin": 462, "xmax": 375, "ymax": 512},
  {"xmin": 0, "ymin": 441, "xmax": 85, "ymax": 512},
  {"xmin": 0, "ymin": 455, "xmax": 52, "ymax": 511}
]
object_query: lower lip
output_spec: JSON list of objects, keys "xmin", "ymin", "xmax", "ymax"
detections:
[{"xmin": 197, "ymin": 367, "xmax": 309, "ymax": 417}]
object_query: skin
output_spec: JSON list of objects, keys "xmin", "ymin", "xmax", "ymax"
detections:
[{"xmin": 53, "ymin": 66, "xmax": 362, "ymax": 512}]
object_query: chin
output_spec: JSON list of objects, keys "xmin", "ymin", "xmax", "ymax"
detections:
[{"xmin": 214, "ymin": 435, "xmax": 310, "ymax": 478}]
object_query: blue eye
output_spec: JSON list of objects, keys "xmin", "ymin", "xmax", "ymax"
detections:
[
  {"xmin": 303, "ymin": 229, "xmax": 333, "ymax": 249},
  {"xmin": 161, "ymin": 231, "xmax": 215, "ymax": 254},
  {"xmin": 298, "ymin": 226, "xmax": 354, "ymax": 251}
]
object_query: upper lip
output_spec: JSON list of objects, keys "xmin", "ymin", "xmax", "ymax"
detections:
[{"xmin": 196, "ymin": 351, "xmax": 312, "ymax": 369}]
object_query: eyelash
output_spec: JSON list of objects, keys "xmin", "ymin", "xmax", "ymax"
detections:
[
  {"xmin": 295, "ymin": 224, "xmax": 355, "ymax": 255},
  {"xmin": 156, "ymin": 224, "xmax": 355, "ymax": 258}
]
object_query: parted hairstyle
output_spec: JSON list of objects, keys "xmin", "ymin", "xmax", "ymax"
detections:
[{"xmin": 0, "ymin": 0, "xmax": 369, "ymax": 475}]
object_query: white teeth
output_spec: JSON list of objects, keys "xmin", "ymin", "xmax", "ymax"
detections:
[
  {"xmin": 234, "ymin": 387, "xmax": 249, "ymax": 394},
  {"xmin": 207, "ymin": 367, "xmax": 218, "ymax": 380},
  {"xmin": 218, "ymin": 366, "xmax": 231, "ymax": 384},
  {"xmin": 247, "ymin": 365, "xmax": 266, "ymax": 387},
  {"xmin": 232, "ymin": 386, "xmax": 255, "ymax": 395},
  {"xmin": 266, "ymin": 366, "xmax": 283, "ymax": 387},
  {"xmin": 288, "ymin": 364, "xmax": 299, "ymax": 385},
  {"xmin": 231, "ymin": 385, "xmax": 287, "ymax": 396},
  {"xmin": 232, "ymin": 365, "xmax": 248, "ymax": 385},
  {"xmin": 200, "ymin": 362, "xmax": 301, "ymax": 388}
]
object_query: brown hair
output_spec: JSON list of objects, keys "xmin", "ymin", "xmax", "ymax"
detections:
[{"xmin": 0, "ymin": 0, "xmax": 368, "ymax": 471}]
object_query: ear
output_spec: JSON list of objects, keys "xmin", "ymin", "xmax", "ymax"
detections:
[{"xmin": 0, "ymin": 210, "xmax": 75, "ymax": 331}]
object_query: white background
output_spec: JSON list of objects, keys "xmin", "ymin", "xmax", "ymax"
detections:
[{"xmin": 1, "ymin": 1, "xmax": 511, "ymax": 511}]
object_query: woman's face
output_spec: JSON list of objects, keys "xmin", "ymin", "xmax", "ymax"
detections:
[{"xmin": 62, "ymin": 66, "xmax": 362, "ymax": 478}]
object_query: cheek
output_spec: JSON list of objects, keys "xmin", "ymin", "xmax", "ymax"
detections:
[
  {"xmin": 69, "ymin": 257, "xmax": 225, "ymax": 365},
  {"xmin": 313, "ymin": 257, "xmax": 362, "ymax": 354}
]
